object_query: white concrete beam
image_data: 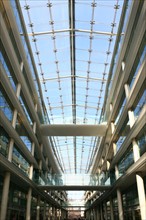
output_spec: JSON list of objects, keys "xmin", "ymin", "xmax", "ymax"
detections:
[{"xmin": 40, "ymin": 124, "xmax": 107, "ymax": 136}]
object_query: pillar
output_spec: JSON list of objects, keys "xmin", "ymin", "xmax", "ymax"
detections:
[
  {"xmin": 132, "ymin": 139, "xmax": 146, "ymax": 219},
  {"xmin": 132, "ymin": 209, "xmax": 136, "ymax": 220},
  {"xmin": 100, "ymin": 204, "xmax": 104, "ymax": 220},
  {"xmin": 8, "ymin": 83, "xmax": 21, "ymax": 161},
  {"xmin": 93, "ymin": 208, "xmax": 97, "ymax": 220},
  {"xmin": 36, "ymin": 196, "xmax": 40, "ymax": 220},
  {"xmin": 7, "ymin": 138, "xmax": 14, "ymax": 162},
  {"xmin": 104, "ymin": 202, "xmax": 108, "ymax": 220},
  {"xmin": 113, "ymin": 142, "xmax": 117, "ymax": 156},
  {"xmin": 96, "ymin": 206, "xmax": 100, "ymax": 220},
  {"xmin": 26, "ymin": 188, "xmax": 32, "ymax": 220},
  {"xmin": 115, "ymin": 165, "xmax": 119, "ymax": 180},
  {"xmin": 136, "ymin": 173, "xmax": 146, "ymax": 220},
  {"xmin": 0, "ymin": 172, "xmax": 10, "ymax": 220},
  {"xmin": 52, "ymin": 207, "xmax": 55, "ymax": 220},
  {"xmin": 117, "ymin": 188, "xmax": 124, "ymax": 220},
  {"xmin": 125, "ymin": 81, "xmax": 146, "ymax": 219},
  {"xmin": 110, "ymin": 198, "xmax": 114, "ymax": 220},
  {"xmin": 43, "ymin": 201, "xmax": 46, "ymax": 220},
  {"xmin": 45, "ymin": 157, "xmax": 49, "ymax": 179}
]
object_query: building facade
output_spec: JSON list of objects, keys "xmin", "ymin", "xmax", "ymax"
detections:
[
  {"xmin": 0, "ymin": 0, "xmax": 68, "ymax": 219},
  {"xmin": 0, "ymin": 0, "xmax": 146, "ymax": 220},
  {"xmin": 84, "ymin": 0, "xmax": 146, "ymax": 220}
]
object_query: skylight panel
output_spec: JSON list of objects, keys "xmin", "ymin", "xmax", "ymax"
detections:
[{"xmin": 20, "ymin": 0, "xmax": 124, "ymax": 174}]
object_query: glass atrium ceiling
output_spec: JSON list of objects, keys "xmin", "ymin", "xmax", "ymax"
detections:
[{"xmin": 20, "ymin": 0, "xmax": 124, "ymax": 174}]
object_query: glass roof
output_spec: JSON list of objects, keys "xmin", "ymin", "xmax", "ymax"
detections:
[{"xmin": 20, "ymin": 0, "xmax": 124, "ymax": 174}]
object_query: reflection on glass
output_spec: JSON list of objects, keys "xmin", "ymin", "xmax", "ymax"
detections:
[
  {"xmin": 33, "ymin": 173, "xmax": 111, "ymax": 187},
  {"xmin": 16, "ymin": 116, "xmax": 32, "ymax": 152},
  {"xmin": 0, "ymin": 88, "xmax": 13, "ymax": 121},
  {"xmin": 0, "ymin": 127, "xmax": 9, "ymax": 157},
  {"xmin": 19, "ymin": 95, "xmax": 33, "ymax": 125},
  {"xmin": 115, "ymin": 97, "xmax": 126, "ymax": 125},
  {"xmin": 108, "ymin": 0, "xmax": 132, "ymax": 94},
  {"xmin": 130, "ymin": 46, "xmax": 146, "ymax": 89},
  {"xmin": 12, "ymin": 145, "xmax": 30, "ymax": 175},
  {"xmin": 118, "ymin": 146, "xmax": 134, "ymax": 177},
  {"xmin": 116, "ymin": 136, "xmax": 126, "ymax": 152},
  {"xmin": 0, "ymin": 49, "xmax": 17, "ymax": 91},
  {"xmin": 19, "ymin": 0, "xmax": 125, "ymax": 176},
  {"xmin": 134, "ymin": 90, "xmax": 146, "ymax": 118},
  {"xmin": 137, "ymin": 127, "xmax": 146, "ymax": 156}
]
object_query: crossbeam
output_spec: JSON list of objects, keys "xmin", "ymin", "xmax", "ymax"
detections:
[
  {"xmin": 38, "ymin": 185, "xmax": 111, "ymax": 191},
  {"xmin": 24, "ymin": 29, "xmax": 121, "ymax": 36},
  {"xmin": 40, "ymin": 124, "xmax": 107, "ymax": 136}
]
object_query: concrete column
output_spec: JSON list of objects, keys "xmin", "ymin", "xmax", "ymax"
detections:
[
  {"xmin": 45, "ymin": 157, "xmax": 49, "ymax": 179},
  {"xmin": 32, "ymin": 122, "xmax": 36, "ymax": 156},
  {"xmin": 121, "ymin": 61, "xmax": 125, "ymax": 72},
  {"xmin": 117, "ymin": 188, "xmax": 124, "ymax": 220},
  {"xmin": 52, "ymin": 207, "xmax": 55, "ymax": 220},
  {"xmin": 36, "ymin": 196, "xmax": 41, "ymax": 220},
  {"xmin": 34, "ymin": 103, "xmax": 38, "ymax": 112},
  {"xmin": 124, "ymin": 84, "xmax": 130, "ymax": 98},
  {"xmin": 107, "ymin": 160, "xmax": 110, "ymax": 171},
  {"xmin": 132, "ymin": 209, "xmax": 136, "ymax": 220},
  {"xmin": 100, "ymin": 204, "xmax": 104, "ymax": 220},
  {"xmin": 29, "ymin": 122, "xmax": 36, "ymax": 179},
  {"xmin": 54, "ymin": 207, "xmax": 56, "ymax": 220},
  {"xmin": 101, "ymin": 157, "xmax": 104, "ymax": 165},
  {"xmin": 30, "ymin": 142, "xmax": 35, "ymax": 158},
  {"xmin": 125, "ymin": 81, "xmax": 146, "ymax": 218},
  {"xmin": 113, "ymin": 143, "xmax": 117, "ymax": 156},
  {"xmin": 110, "ymin": 198, "xmax": 114, "ymax": 220},
  {"xmin": 96, "ymin": 206, "xmax": 100, "ymax": 220},
  {"xmin": 43, "ymin": 201, "xmax": 46, "ymax": 220},
  {"xmin": 128, "ymin": 110, "xmax": 135, "ymax": 128},
  {"xmin": 61, "ymin": 209, "xmax": 63, "ymax": 220},
  {"xmin": 8, "ymin": 82, "xmax": 20, "ymax": 161},
  {"xmin": 132, "ymin": 139, "xmax": 140, "ymax": 162},
  {"xmin": 48, "ymin": 206, "xmax": 52, "ymax": 220},
  {"xmin": 16, "ymin": 83, "xmax": 21, "ymax": 98},
  {"xmin": 91, "ymin": 209, "xmax": 94, "ymax": 220},
  {"xmin": 26, "ymin": 187, "xmax": 32, "ymax": 220},
  {"xmin": 104, "ymin": 203, "xmax": 108, "ymax": 220},
  {"xmin": 132, "ymin": 139, "xmax": 146, "ymax": 219},
  {"xmin": 57, "ymin": 209, "xmax": 59, "ymax": 220},
  {"xmin": 110, "ymin": 103, "xmax": 113, "ymax": 112},
  {"xmin": 93, "ymin": 208, "xmax": 96, "ymax": 220},
  {"xmin": 40, "ymin": 143, "xmax": 43, "ymax": 153},
  {"xmin": 8, "ymin": 138, "xmax": 14, "ymax": 162},
  {"xmin": 45, "ymin": 204, "xmax": 49, "ymax": 219},
  {"xmin": 111, "ymin": 122, "xmax": 115, "ymax": 134},
  {"xmin": 32, "ymin": 121, "xmax": 36, "ymax": 134},
  {"xmin": 86, "ymin": 210, "xmax": 90, "ymax": 220},
  {"xmin": 0, "ymin": 172, "xmax": 10, "ymax": 220},
  {"xmin": 136, "ymin": 173, "xmax": 146, "ymax": 220},
  {"xmin": 29, "ymin": 165, "xmax": 33, "ymax": 180},
  {"xmin": 115, "ymin": 165, "xmax": 119, "ymax": 180},
  {"xmin": 39, "ymin": 144, "xmax": 43, "ymax": 181},
  {"xmin": 20, "ymin": 61, "xmax": 24, "ymax": 72},
  {"xmin": 29, "ymin": 142, "xmax": 35, "ymax": 180},
  {"xmin": 12, "ymin": 109, "xmax": 18, "ymax": 128},
  {"xmin": 62, "ymin": 209, "xmax": 66, "ymax": 220}
]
